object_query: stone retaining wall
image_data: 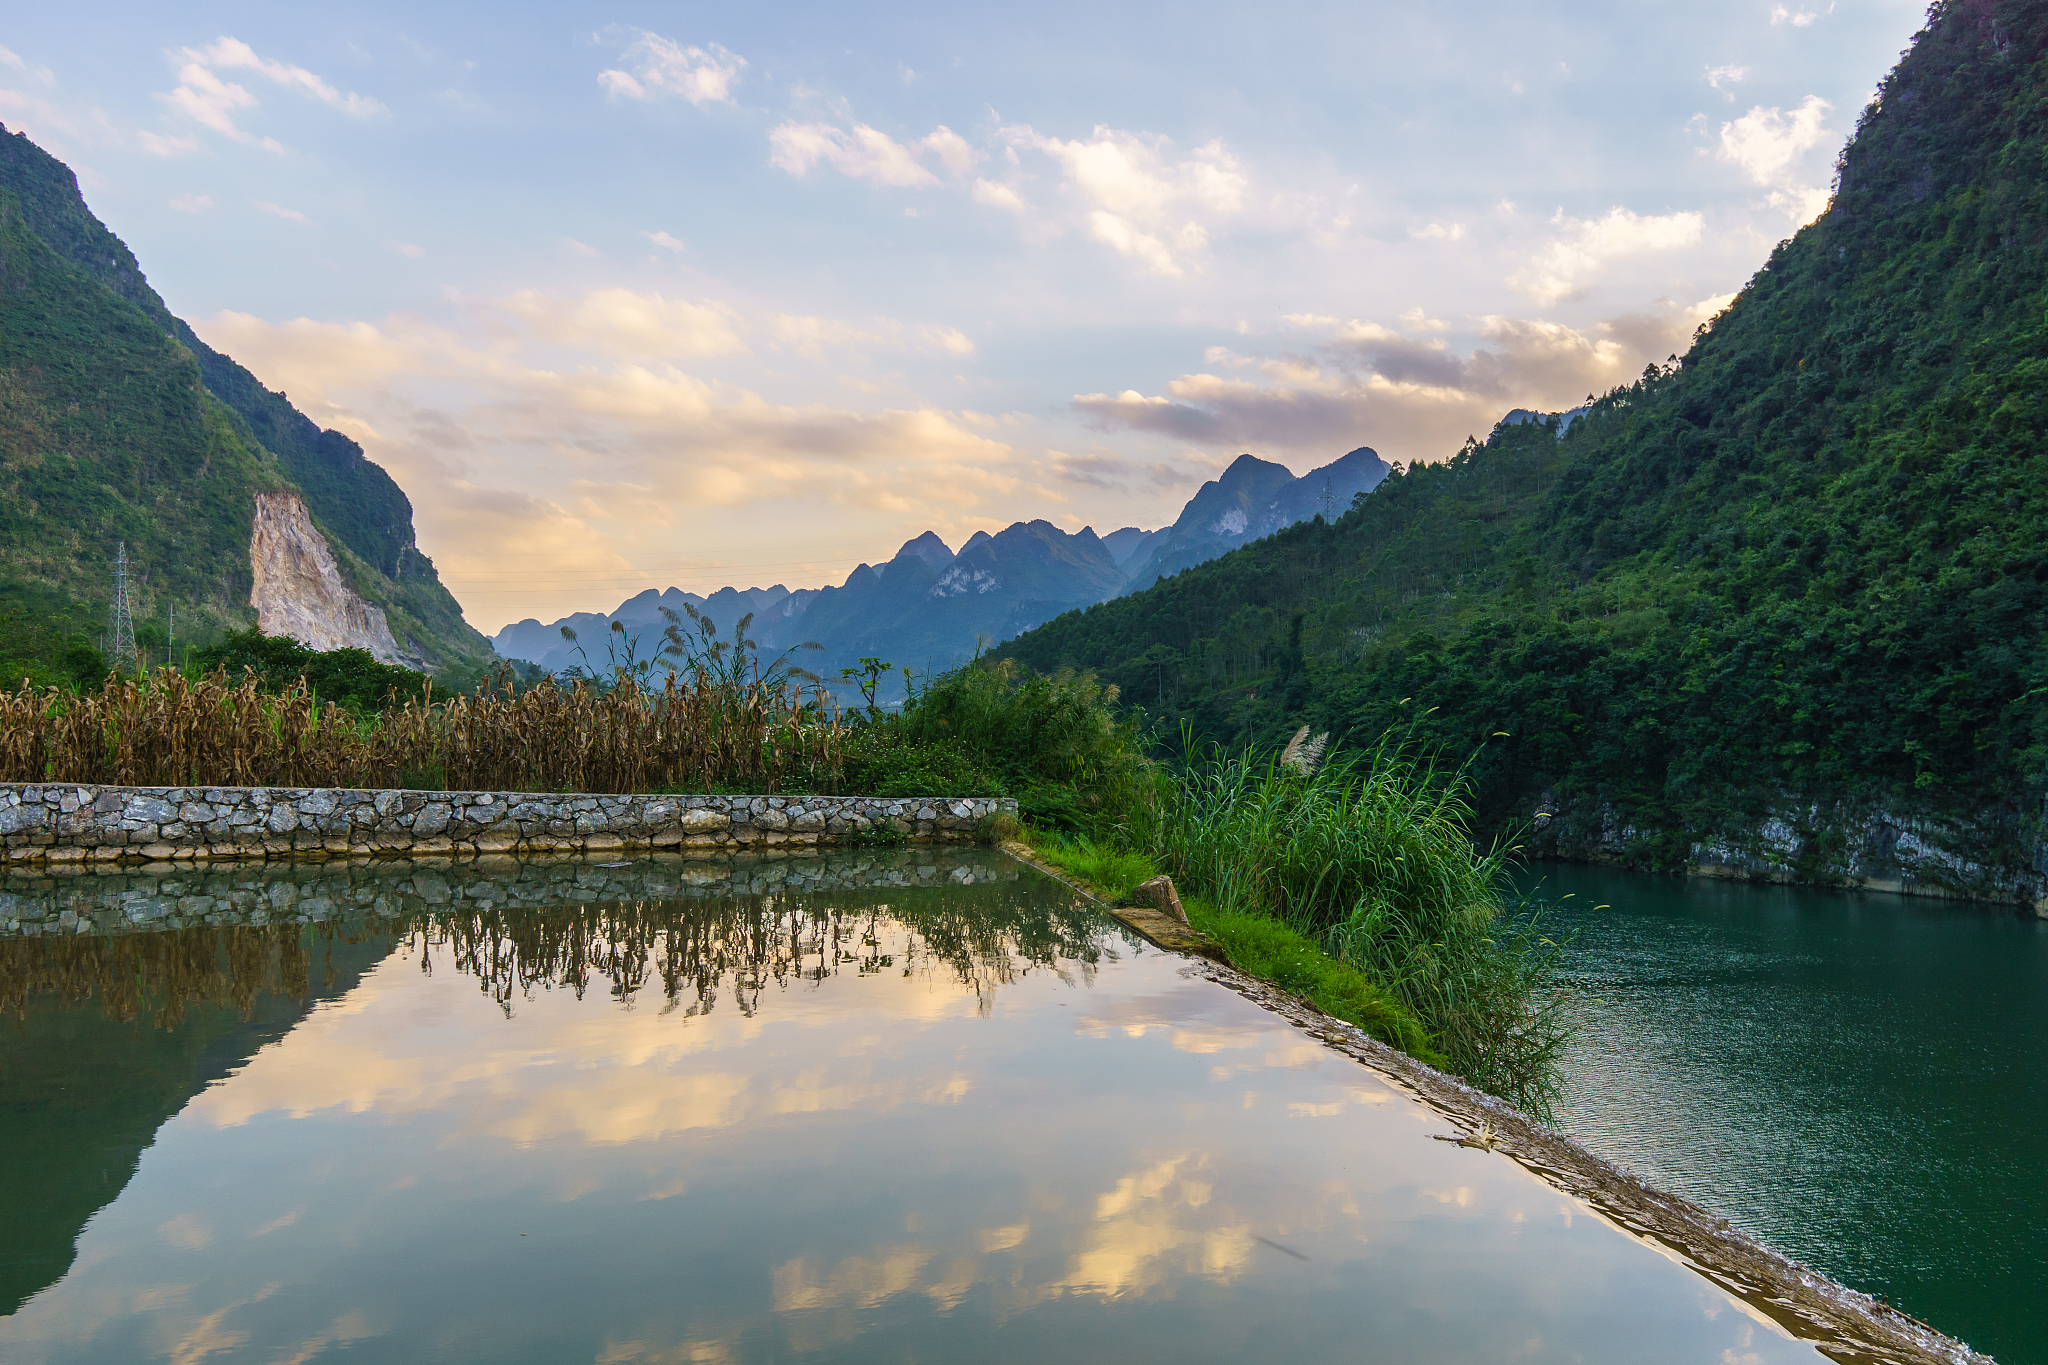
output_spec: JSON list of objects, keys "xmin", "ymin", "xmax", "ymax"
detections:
[{"xmin": 0, "ymin": 784, "xmax": 1016, "ymax": 864}]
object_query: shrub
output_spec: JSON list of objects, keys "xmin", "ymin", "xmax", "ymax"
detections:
[
  {"xmin": 189, "ymin": 629, "xmax": 429, "ymax": 711},
  {"xmin": 842, "ymin": 729, "xmax": 1004, "ymax": 798},
  {"xmin": 891, "ymin": 660, "xmax": 1151, "ymax": 834}
]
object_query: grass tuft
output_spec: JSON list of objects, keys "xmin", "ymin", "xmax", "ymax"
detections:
[{"xmin": 1124, "ymin": 732, "xmax": 1571, "ymax": 1116}]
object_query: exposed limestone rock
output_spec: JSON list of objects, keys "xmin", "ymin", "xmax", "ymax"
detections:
[{"xmin": 249, "ymin": 491, "xmax": 408, "ymax": 665}]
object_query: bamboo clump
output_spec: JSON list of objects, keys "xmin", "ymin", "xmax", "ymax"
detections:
[{"xmin": 0, "ymin": 667, "xmax": 848, "ymax": 794}]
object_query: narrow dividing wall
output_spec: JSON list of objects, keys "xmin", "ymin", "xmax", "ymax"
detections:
[{"xmin": 0, "ymin": 785, "xmax": 1015, "ymax": 864}]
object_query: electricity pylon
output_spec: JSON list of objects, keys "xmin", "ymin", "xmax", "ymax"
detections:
[{"xmin": 105, "ymin": 541, "xmax": 137, "ymax": 672}]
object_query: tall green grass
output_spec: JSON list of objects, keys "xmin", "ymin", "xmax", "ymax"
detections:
[
  {"xmin": 1024, "ymin": 829, "xmax": 1448, "ymax": 1070},
  {"xmin": 1133, "ymin": 737, "xmax": 1570, "ymax": 1115}
]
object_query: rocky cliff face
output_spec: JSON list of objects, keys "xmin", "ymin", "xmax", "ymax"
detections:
[
  {"xmin": 1526, "ymin": 788, "xmax": 2048, "ymax": 916},
  {"xmin": 249, "ymin": 492, "xmax": 411, "ymax": 666}
]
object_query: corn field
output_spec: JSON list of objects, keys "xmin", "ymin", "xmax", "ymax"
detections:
[{"xmin": 0, "ymin": 669, "xmax": 849, "ymax": 793}]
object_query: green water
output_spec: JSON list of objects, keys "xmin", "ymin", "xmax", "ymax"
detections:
[
  {"xmin": 0, "ymin": 850, "xmax": 1830, "ymax": 1364},
  {"xmin": 1534, "ymin": 865, "xmax": 2048, "ymax": 1365}
]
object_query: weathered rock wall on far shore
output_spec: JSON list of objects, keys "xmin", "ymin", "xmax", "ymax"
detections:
[
  {"xmin": 1525, "ymin": 787, "xmax": 2048, "ymax": 916},
  {"xmin": 0, "ymin": 784, "xmax": 1015, "ymax": 866}
]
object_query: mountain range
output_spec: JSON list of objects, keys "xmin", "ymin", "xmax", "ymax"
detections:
[{"xmin": 490, "ymin": 448, "xmax": 1389, "ymax": 684}]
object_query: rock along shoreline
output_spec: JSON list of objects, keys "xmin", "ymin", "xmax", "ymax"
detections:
[{"xmin": 0, "ymin": 783, "xmax": 1015, "ymax": 865}]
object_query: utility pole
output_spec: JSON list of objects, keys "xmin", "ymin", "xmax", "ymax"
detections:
[
  {"xmin": 167, "ymin": 602, "xmax": 174, "ymax": 670},
  {"xmin": 105, "ymin": 541, "xmax": 137, "ymax": 672},
  {"xmin": 1321, "ymin": 475, "xmax": 1334, "ymax": 522}
]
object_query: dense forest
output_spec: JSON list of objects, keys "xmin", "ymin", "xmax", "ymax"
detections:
[{"xmin": 997, "ymin": 0, "xmax": 2048, "ymax": 881}]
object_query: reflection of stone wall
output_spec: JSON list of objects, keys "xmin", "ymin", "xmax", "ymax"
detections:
[
  {"xmin": 0, "ymin": 784, "xmax": 1016, "ymax": 867},
  {"xmin": 0, "ymin": 848, "xmax": 1023, "ymax": 938}
]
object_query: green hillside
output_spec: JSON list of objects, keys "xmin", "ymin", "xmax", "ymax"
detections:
[
  {"xmin": 997, "ymin": 0, "xmax": 2048, "ymax": 887},
  {"xmin": 0, "ymin": 125, "xmax": 488, "ymax": 675}
]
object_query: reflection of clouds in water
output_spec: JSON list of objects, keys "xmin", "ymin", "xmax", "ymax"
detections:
[
  {"xmin": 1071, "ymin": 987, "xmax": 1266, "ymax": 1045},
  {"xmin": 763, "ymin": 1153, "xmax": 1257, "ymax": 1335},
  {"xmin": 266, "ymin": 1309, "xmax": 377, "ymax": 1365},
  {"xmin": 158, "ymin": 1213, "xmax": 210, "ymax": 1250},
  {"xmin": 979, "ymin": 1222, "xmax": 1030, "ymax": 1252},
  {"xmin": 597, "ymin": 1337, "xmax": 737, "ymax": 1364},
  {"xmin": 1171, "ymin": 1026, "xmax": 1264, "ymax": 1054},
  {"xmin": 163, "ymin": 1282, "xmax": 287, "ymax": 1365},
  {"xmin": 774, "ymin": 1245, "xmax": 934, "ymax": 1312},
  {"xmin": 187, "ymin": 924, "xmax": 991, "ymax": 1143},
  {"xmin": 1058, "ymin": 1154, "xmax": 1253, "ymax": 1299}
]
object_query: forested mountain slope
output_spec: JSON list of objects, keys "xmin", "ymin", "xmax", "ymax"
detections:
[
  {"xmin": 997, "ymin": 0, "xmax": 2048, "ymax": 897},
  {"xmin": 0, "ymin": 125, "xmax": 488, "ymax": 673}
]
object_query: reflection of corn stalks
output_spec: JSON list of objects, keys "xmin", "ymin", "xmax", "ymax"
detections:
[
  {"xmin": 0, "ymin": 667, "xmax": 848, "ymax": 794},
  {"xmin": 1279, "ymin": 726, "xmax": 1329, "ymax": 775},
  {"xmin": 0, "ymin": 885, "xmax": 1109, "ymax": 1027}
]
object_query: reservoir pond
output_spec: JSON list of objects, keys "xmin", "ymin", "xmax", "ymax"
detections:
[
  {"xmin": 0, "ymin": 849, "xmax": 1824, "ymax": 1365},
  {"xmin": 1536, "ymin": 865, "xmax": 2048, "ymax": 1365}
]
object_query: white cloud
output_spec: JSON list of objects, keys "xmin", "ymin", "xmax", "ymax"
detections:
[
  {"xmin": 1508, "ymin": 206, "xmax": 1704, "ymax": 306},
  {"xmin": 164, "ymin": 62, "xmax": 263, "ymax": 141},
  {"xmin": 769, "ymin": 122, "xmax": 938, "ymax": 187},
  {"xmin": 918, "ymin": 126, "xmax": 979, "ymax": 177},
  {"xmin": 643, "ymin": 230, "xmax": 687, "ymax": 252},
  {"xmin": 919, "ymin": 326, "xmax": 976, "ymax": 356},
  {"xmin": 169, "ymin": 193, "xmax": 214, "ymax": 213},
  {"xmin": 1770, "ymin": 3, "xmax": 1832, "ymax": 26},
  {"xmin": 1003, "ymin": 125, "xmax": 1247, "ymax": 275},
  {"xmin": 562, "ymin": 237, "xmax": 599, "ymax": 257},
  {"xmin": 0, "ymin": 45, "xmax": 52, "ymax": 83},
  {"xmin": 1706, "ymin": 64, "xmax": 1749, "ymax": 99},
  {"xmin": 1410, "ymin": 221, "xmax": 1465, "ymax": 241},
  {"xmin": 255, "ymin": 200, "xmax": 309, "ymax": 223},
  {"xmin": 387, "ymin": 241, "xmax": 425, "ymax": 258},
  {"xmin": 1719, "ymin": 97, "xmax": 1832, "ymax": 183},
  {"xmin": 598, "ymin": 32, "xmax": 745, "ymax": 105},
  {"xmin": 1086, "ymin": 211, "xmax": 1200, "ymax": 276},
  {"xmin": 138, "ymin": 130, "xmax": 201, "ymax": 156},
  {"xmin": 499, "ymin": 288, "xmax": 747, "ymax": 359},
  {"xmin": 972, "ymin": 179, "xmax": 1026, "ymax": 212},
  {"xmin": 1718, "ymin": 96, "xmax": 1834, "ymax": 222},
  {"xmin": 199, "ymin": 38, "xmax": 384, "ymax": 116},
  {"xmin": 158, "ymin": 37, "xmax": 383, "ymax": 151}
]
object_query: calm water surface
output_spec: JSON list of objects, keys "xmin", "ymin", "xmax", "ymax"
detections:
[
  {"xmin": 1534, "ymin": 865, "xmax": 2048, "ymax": 1365},
  {"xmin": 0, "ymin": 850, "xmax": 1819, "ymax": 1365}
]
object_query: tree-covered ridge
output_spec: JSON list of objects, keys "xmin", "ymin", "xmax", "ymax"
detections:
[
  {"xmin": 0, "ymin": 124, "xmax": 489, "ymax": 672},
  {"xmin": 996, "ymin": 0, "xmax": 2048, "ymax": 871},
  {"xmin": 0, "ymin": 177, "xmax": 281, "ymax": 631}
]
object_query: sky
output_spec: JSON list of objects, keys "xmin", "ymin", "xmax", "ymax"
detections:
[{"xmin": 2, "ymin": 0, "xmax": 1930, "ymax": 632}]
